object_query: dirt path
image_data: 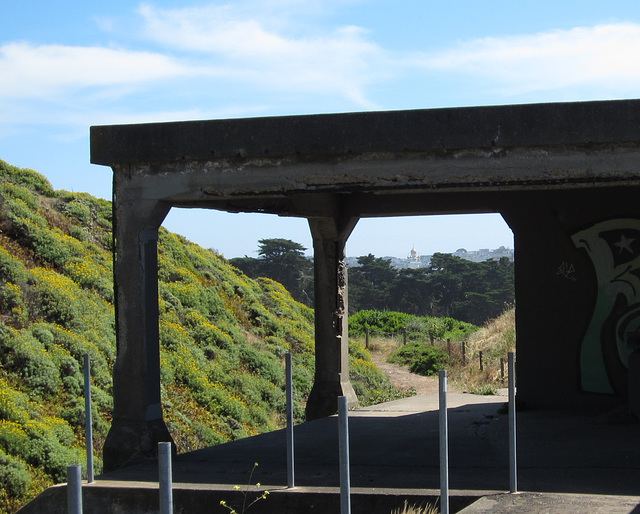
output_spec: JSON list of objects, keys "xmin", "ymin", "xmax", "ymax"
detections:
[
  {"xmin": 373, "ymin": 357, "xmax": 441, "ymax": 395},
  {"xmin": 369, "ymin": 341, "xmax": 459, "ymax": 395}
]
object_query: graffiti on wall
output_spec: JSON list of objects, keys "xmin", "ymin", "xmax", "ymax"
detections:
[{"xmin": 571, "ymin": 218, "xmax": 640, "ymax": 395}]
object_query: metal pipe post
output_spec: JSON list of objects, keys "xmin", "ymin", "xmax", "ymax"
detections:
[
  {"xmin": 439, "ymin": 370, "xmax": 449, "ymax": 514},
  {"xmin": 67, "ymin": 465, "xmax": 82, "ymax": 514},
  {"xmin": 83, "ymin": 354, "xmax": 94, "ymax": 483},
  {"xmin": 508, "ymin": 352, "xmax": 518, "ymax": 493},
  {"xmin": 286, "ymin": 352, "xmax": 295, "ymax": 488},
  {"xmin": 158, "ymin": 442, "xmax": 173, "ymax": 514},
  {"xmin": 338, "ymin": 396, "xmax": 351, "ymax": 514}
]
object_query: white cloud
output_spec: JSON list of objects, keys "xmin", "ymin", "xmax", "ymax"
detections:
[
  {"xmin": 136, "ymin": 3, "xmax": 387, "ymax": 107},
  {"xmin": 0, "ymin": 42, "xmax": 191, "ymax": 99},
  {"xmin": 419, "ymin": 23, "xmax": 640, "ymax": 96},
  {"xmin": 4, "ymin": 7, "xmax": 640, "ymax": 135}
]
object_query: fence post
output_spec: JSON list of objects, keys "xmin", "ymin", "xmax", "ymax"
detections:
[
  {"xmin": 158, "ymin": 442, "xmax": 173, "ymax": 514},
  {"xmin": 479, "ymin": 351, "xmax": 483, "ymax": 372},
  {"xmin": 67, "ymin": 465, "xmax": 82, "ymax": 514},
  {"xmin": 83, "ymin": 354, "xmax": 94, "ymax": 484},
  {"xmin": 500, "ymin": 358, "xmax": 505, "ymax": 382},
  {"xmin": 365, "ymin": 327, "xmax": 369, "ymax": 349},
  {"xmin": 338, "ymin": 396, "xmax": 351, "ymax": 514},
  {"xmin": 286, "ymin": 352, "xmax": 295, "ymax": 488},
  {"xmin": 462, "ymin": 340, "xmax": 466, "ymax": 365},
  {"xmin": 439, "ymin": 370, "xmax": 449, "ymax": 514},
  {"xmin": 508, "ymin": 352, "xmax": 518, "ymax": 493}
]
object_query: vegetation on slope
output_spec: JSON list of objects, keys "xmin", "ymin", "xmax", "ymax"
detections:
[
  {"xmin": 0, "ymin": 159, "xmax": 403, "ymax": 512},
  {"xmin": 450, "ymin": 306, "xmax": 516, "ymax": 393},
  {"xmin": 354, "ymin": 307, "xmax": 516, "ymax": 394}
]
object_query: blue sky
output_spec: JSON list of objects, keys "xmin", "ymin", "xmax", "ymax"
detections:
[{"xmin": 3, "ymin": 1, "xmax": 640, "ymax": 257}]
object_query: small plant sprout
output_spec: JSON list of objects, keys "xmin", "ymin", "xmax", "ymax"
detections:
[{"xmin": 219, "ymin": 462, "xmax": 270, "ymax": 514}]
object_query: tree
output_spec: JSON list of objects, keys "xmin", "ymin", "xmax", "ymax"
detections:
[
  {"xmin": 390, "ymin": 268, "xmax": 435, "ymax": 316},
  {"xmin": 230, "ymin": 239, "xmax": 314, "ymax": 306},
  {"xmin": 348, "ymin": 254, "xmax": 397, "ymax": 313}
]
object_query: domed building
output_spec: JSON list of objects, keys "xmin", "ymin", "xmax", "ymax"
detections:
[{"xmin": 406, "ymin": 245, "xmax": 422, "ymax": 268}]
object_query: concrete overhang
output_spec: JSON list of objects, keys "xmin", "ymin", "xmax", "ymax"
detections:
[{"xmin": 90, "ymin": 99, "xmax": 640, "ymax": 218}]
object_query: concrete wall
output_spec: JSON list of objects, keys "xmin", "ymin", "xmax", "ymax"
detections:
[{"xmin": 504, "ymin": 186, "xmax": 640, "ymax": 409}]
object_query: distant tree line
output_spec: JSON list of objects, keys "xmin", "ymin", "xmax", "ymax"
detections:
[
  {"xmin": 230, "ymin": 239, "xmax": 514, "ymax": 326},
  {"xmin": 349, "ymin": 253, "xmax": 514, "ymax": 326}
]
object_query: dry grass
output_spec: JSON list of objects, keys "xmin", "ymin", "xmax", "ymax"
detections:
[
  {"xmin": 367, "ymin": 335, "xmax": 404, "ymax": 363},
  {"xmin": 449, "ymin": 307, "xmax": 515, "ymax": 393},
  {"xmin": 390, "ymin": 500, "xmax": 439, "ymax": 514}
]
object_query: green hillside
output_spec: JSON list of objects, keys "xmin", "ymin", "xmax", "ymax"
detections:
[{"xmin": 0, "ymin": 159, "xmax": 405, "ymax": 512}]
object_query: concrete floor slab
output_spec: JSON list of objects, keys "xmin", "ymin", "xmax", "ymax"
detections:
[{"xmin": 19, "ymin": 391, "xmax": 640, "ymax": 513}]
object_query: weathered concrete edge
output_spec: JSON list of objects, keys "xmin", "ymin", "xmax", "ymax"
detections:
[
  {"xmin": 91, "ymin": 99, "xmax": 640, "ymax": 165},
  {"xmin": 458, "ymin": 492, "xmax": 640, "ymax": 513},
  {"xmin": 19, "ymin": 482, "xmax": 492, "ymax": 513}
]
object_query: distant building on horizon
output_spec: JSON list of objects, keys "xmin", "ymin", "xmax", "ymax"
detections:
[{"xmin": 345, "ymin": 245, "xmax": 514, "ymax": 269}]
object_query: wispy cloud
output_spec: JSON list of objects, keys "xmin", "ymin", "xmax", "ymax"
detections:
[
  {"xmin": 0, "ymin": 42, "xmax": 190, "ymax": 100},
  {"xmin": 418, "ymin": 23, "xmax": 640, "ymax": 96},
  {"xmin": 135, "ymin": 2, "xmax": 387, "ymax": 107}
]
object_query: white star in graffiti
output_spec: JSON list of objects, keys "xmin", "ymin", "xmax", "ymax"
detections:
[{"xmin": 614, "ymin": 234, "xmax": 636, "ymax": 254}]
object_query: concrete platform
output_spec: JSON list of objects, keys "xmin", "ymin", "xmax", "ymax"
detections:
[{"xmin": 20, "ymin": 391, "xmax": 640, "ymax": 513}]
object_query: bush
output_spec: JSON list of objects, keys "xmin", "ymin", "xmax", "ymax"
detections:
[
  {"xmin": 389, "ymin": 343, "xmax": 449, "ymax": 376},
  {"xmin": 350, "ymin": 358, "xmax": 410, "ymax": 406},
  {"xmin": 0, "ymin": 450, "xmax": 30, "ymax": 497},
  {"xmin": 0, "ymin": 160, "xmax": 55, "ymax": 196},
  {"xmin": 0, "ymin": 329, "xmax": 61, "ymax": 397},
  {"xmin": 0, "ymin": 246, "xmax": 27, "ymax": 283},
  {"xmin": 349, "ymin": 310, "xmax": 413, "ymax": 336},
  {"xmin": 64, "ymin": 201, "xmax": 91, "ymax": 224},
  {"xmin": 348, "ymin": 339, "xmax": 371, "ymax": 361}
]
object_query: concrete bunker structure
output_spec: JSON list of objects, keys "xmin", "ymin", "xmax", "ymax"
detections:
[{"xmin": 91, "ymin": 99, "xmax": 640, "ymax": 471}]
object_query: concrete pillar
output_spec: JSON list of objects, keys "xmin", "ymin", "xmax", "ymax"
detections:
[
  {"xmin": 103, "ymin": 175, "xmax": 173, "ymax": 471},
  {"xmin": 306, "ymin": 216, "xmax": 359, "ymax": 420}
]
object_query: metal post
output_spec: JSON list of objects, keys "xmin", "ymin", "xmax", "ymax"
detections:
[
  {"xmin": 67, "ymin": 465, "xmax": 82, "ymax": 514},
  {"xmin": 83, "ymin": 354, "xmax": 94, "ymax": 483},
  {"xmin": 439, "ymin": 370, "xmax": 449, "ymax": 514},
  {"xmin": 158, "ymin": 442, "xmax": 173, "ymax": 514},
  {"xmin": 338, "ymin": 396, "xmax": 351, "ymax": 514},
  {"xmin": 286, "ymin": 352, "xmax": 295, "ymax": 488},
  {"xmin": 365, "ymin": 327, "xmax": 369, "ymax": 349},
  {"xmin": 462, "ymin": 341, "xmax": 466, "ymax": 365},
  {"xmin": 500, "ymin": 358, "xmax": 505, "ymax": 382},
  {"xmin": 479, "ymin": 351, "xmax": 483, "ymax": 372},
  {"xmin": 508, "ymin": 352, "xmax": 518, "ymax": 493}
]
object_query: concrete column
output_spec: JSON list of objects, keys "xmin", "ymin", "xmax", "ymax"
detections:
[
  {"xmin": 306, "ymin": 216, "xmax": 359, "ymax": 420},
  {"xmin": 103, "ymin": 172, "xmax": 173, "ymax": 471}
]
